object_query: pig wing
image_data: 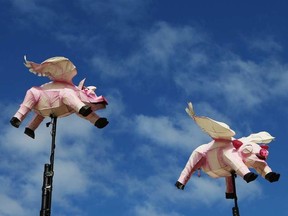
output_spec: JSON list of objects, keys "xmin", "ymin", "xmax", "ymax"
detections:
[
  {"xmin": 185, "ymin": 102, "xmax": 235, "ymax": 140},
  {"xmin": 239, "ymin": 131, "xmax": 275, "ymax": 144},
  {"xmin": 24, "ymin": 56, "xmax": 77, "ymax": 84}
]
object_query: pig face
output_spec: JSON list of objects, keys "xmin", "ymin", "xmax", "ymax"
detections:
[
  {"xmin": 77, "ymin": 85, "xmax": 108, "ymax": 109},
  {"xmin": 233, "ymin": 140, "xmax": 269, "ymax": 167},
  {"xmin": 81, "ymin": 86, "xmax": 100, "ymax": 102}
]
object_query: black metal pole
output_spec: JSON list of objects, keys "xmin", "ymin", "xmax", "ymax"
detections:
[
  {"xmin": 40, "ymin": 116, "xmax": 57, "ymax": 216},
  {"xmin": 231, "ymin": 171, "xmax": 240, "ymax": 216}
]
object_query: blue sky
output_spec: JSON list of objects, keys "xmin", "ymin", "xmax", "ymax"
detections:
[{"xmin": 0, "ymin": 0, "xmax": 287, "ymax": 215}]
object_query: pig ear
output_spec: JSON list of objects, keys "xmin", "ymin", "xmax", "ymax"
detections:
[
  {"xmin": 232, "ymin": 140, "xmax": 243, "ymax": 149},
  {"xmin": 78, "ymin": 78, "xmax": 86, "ymax": 89},
  {"xmin": 87, "ymin": 86, "xmax": 97, "ymax": 91},
  {"xmin": 261, "ymin": 145, "xmax": 269, "ymax": 150}
]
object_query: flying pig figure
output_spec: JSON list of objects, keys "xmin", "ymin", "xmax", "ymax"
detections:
[
  {"xmin": 175, "ymin": 102, "xmax": 280, "ymax": 198},
  {"xmin": 10, "ymin": 56, "xmax": 109, "ymax": 139}
]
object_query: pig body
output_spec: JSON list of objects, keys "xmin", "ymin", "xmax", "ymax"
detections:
[
  {"xmin": 175, "ymin": 102, "xmax": 280, "ymax": 198},
  {"xmin": 10, "ymin": 56, "xmax": 109, "ymax": 138}
]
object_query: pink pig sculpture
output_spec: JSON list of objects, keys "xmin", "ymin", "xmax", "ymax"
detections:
[
  {"xmin": 10, "ymin": 56, "xmax": 109, "ymax": 139},
  {"xmin": 175, "ymin": 102, "xmax": 280, "ymax": 199}
]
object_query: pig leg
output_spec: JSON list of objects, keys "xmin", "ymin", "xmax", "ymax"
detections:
[
  {"xmin": 10, "ymin": 87, "xmax": 41, "ymax": 128},
  {"xmin": 176, "ymin": 150, "xmax": 206, "ymax": 190},
  {"xmin": 223, "ymin": 150, "xmax": 258, "ymax": 183},
  {"xmin": 90, "ymin": 103, "xmax": 109, "ymax": 128},
  {"xmin": 225, "ymin": 176, "xmax": 235, "ymax": 199},
  {"xmin": 253, "ymin": 162, "xmax": 280, "ymax": 183},
  {"xmin": 265, "ymin": 172, "xmax": 280, "ymax": 182},
  {"xmin": 60, "ymin": 88, "xmax": 93, "ymax": 117},
  {"xmin": 76, "ymin": 112, "xmax": 109, "ymax": 128},
  {"xmin": 24, "ymin": 114, "xmax": 45, "ymax": 139}
]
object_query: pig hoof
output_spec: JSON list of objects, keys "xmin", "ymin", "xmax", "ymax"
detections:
[
  {"xmin": 79, "ymin": 105, "xmax": 92, "ymax": 117},
  {"xmin": 95, "ymin": 118, "xmax": 109, "ymax": 128},
  {"xmin": 10, "ymin": 117, "xmax": 21, "ymax": 128},
  {"xmin": 24, "ymin": 127, "xmax": 35, "ymax": 139},
  {"xmin": 244, "ymin": 172, "xmax": 258, "ymax": 183},
  {"xmin": 265, "ymin": 172, "xmax": 280, "ymax": 183},
  {"xmin": 175, "ymin": 181, "xmax": 185, "ymax": 190},
  {"xmin": 226, "ymin": 193, "xmax": 236, "ymax": 199}
]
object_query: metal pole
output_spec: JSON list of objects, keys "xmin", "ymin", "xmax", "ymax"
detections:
[
  {"xmin": 40, "ymin": 116, "xmax": 57, "ymax": 216},
  {"xmin": 231, "ymin": 171, "xmax": 240, "ymax": 216}
]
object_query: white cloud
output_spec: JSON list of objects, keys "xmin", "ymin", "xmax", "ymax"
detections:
[
  {"xmin": 90, "ymin": 21, "xmax": 207, "ymax": 80},
  {"xmin": 133, "ymin": 202, "xmax": 182, "ymax": 216},
  {"xmin": 120, "ymin": 155, "xmax": 263, "ymax": 216},
  {"xmin": 141, "ymin": 22, "xmax": 206, "ymax": 67},
  {"xmin": 91, "ymin": 52, "xmax": 145, "ymax": 78},
  {"xmin": 236, "ymin": 177, "xmax": 262, "ymax": 200},
  {"xmin": 78, "ymin": 0, "xmax": 150, "ymax": 21},
  {"xmin": 175, "ymin": 52, "xmax": 288, "ymax": 110},
  {"xmin": 120, "ymin": 104, "xmax": 264, "ymax": 215},
  {"xmin": 0, "ymin": 102, "xmax": 119, "ymax": 215},
  {"xmin": 247, "ymin": 36, "xmax": 282, "ymax": 53},
  {"xmin": 2, "ymin": 126, "xmax": 48, "ymax": 155},
  {"xmin": 10, "ymin": 0, "xmax": 40, "ymax": 13},
  {"xmin": 1, "ymin": 13, "xmax": 283, "ymax": 214},
  {"xmin": 55, "ymin": 33, "xmax": 101, "ymax": 50},
  {"xmin": 179, "ymin": 174, "xmax": 262, "ymax": 206},
  {"xmin": 9, "ymin": 0, "xmax": 57, "ymax": 27},
  {"xmin": 88, "ymin": 20, "xmax": 288, "ymax": 112},
  {"xmin": 89, "ymin": 20, "xmax": 280, "ymax": 112},
  {"xmin": 0, "ymin": 83, "xmax": 271, "ymax": 216},
  {"xmin": 0, "ymin": 194, "xmax": 29, "ymax": 216},
  {"xmin": 104, "ymin": 89, "xmax": 125, "ymax": 117},
  {"xmin": 134, "ymin": 114, "xmax": 208, "ymax": 150},
  {"xmin": 53, "ymin": 159, "xmax": 90, "ymax": 196}
]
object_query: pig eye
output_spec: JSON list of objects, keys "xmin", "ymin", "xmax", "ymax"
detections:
[{"xmin": 242, "ymin": 144, "xmax": 253, "ymax": 154}]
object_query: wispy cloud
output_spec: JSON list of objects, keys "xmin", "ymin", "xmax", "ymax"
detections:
[
  {"xmin": 133, "ymin": 202, "xmax": 182, "ymax": 216},
  {"xmin": 2, "ymin": 2, "xmax": 283, "ymax": 214},
  {"xmin": 0, "ymin": 194, "xmax": 29, "ymax": 216},
  {"xmin": 91, "ymin": 22, "xmax": 207, "ymax": 79},
  {"xmin": 78, "ymin": 0, "xmax": 151, "ymax": 21},
  {"xmin": 0, "ymin": 105, "xmax": 117, "ymax": 215},
  {"xmin": 8, "ymin": 0, "xmax": 288, "ymax": 115},
  {"xmin": 247, "ymin": 36, "xmax": 283, "ymax": 53},
  {"xmin": 10, "ymin": 0, "xmax": 43, "ymax": 13},
  {"xmin": 176, "ymin": 54, "xmax": 288, "ymax": 110},
  {"xmin": 15, "ymin": 0, "xmax": 282, "ymax": 114},
  {"xmin": 133, "ymin": 114, "xmax": 208, "ymax": 150},
  {"xmin": 141, "ymin": 22, "xmax": 206, "ymax": 69},
  {"xmin": 9, "ymin": 0, "xmax": 57, "ymax": 28},
  {"xmin": 88, "ymin": 20, "xmax": 288, "ymax": 112}
]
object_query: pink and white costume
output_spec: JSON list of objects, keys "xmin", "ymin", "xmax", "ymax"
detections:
[
  {"xmin": 175, "ymin": 102, "xmax": 280, "ymax": 198},
  {"xmin": 10, "ymin": 56, "xmax": 108, "ymax": 138}
]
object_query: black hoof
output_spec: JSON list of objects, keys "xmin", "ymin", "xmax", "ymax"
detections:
[
  {"xmin": 175, "ymin": 181, "xmax": 185, "ymax": 190},
  {"xmin": 10, "ymin": 117, "xmax": 21, "ymax": 128},
  {"xmin": 265, "ymin": 172, "xmax": 280, "ymax": 183},
  {"xmin": 79, "ymin": 105, "xmax": 92, "ymax": 117},
  {"xmin": 244, "ymin": 172, "xmax": 258, "ymax": 183},
  {"xmin": 226, "ymin": 192, "xmax": 236, "ymax": 199},
  {"xmin": 24, "ymin": 127, "xmax": 35, "ymax": 139},
  {"xmin": 95, "ymin": 118, "xmax": 109, "ymax": 129}
]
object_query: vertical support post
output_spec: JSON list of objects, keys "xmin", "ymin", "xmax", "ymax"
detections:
[
  {"xmin": 40, "ymin": 116, "xmax": 57, "ymax": 216},
  {"xmin": 40, "ymin": 164, "xmax": 53, "ymax": 216},
  {"xmin": 231, "ymin": 171, "xmax": 240, "ymax": 216}
]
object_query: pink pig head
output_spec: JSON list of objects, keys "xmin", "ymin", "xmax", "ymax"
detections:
[
  {"xmin": 78, "ymin": 78, "xmax": 108, "ymax": 106},
  {"xmin": 233, "ymin": 140, "xmax": 269, "ymax": 167}
]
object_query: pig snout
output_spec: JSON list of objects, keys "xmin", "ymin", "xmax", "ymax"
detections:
[{"xmin": 257, "ymin": 148, "xmax": 269, "ymax": 160}]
